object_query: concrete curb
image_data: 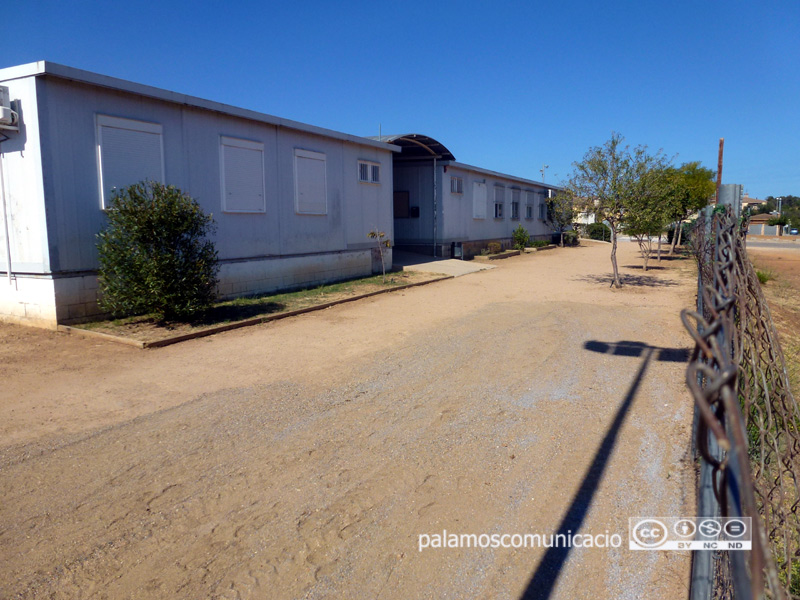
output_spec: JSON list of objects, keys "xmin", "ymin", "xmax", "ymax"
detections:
[
  {"xmin": 522, "ymin": 245, "xmax": 558, "ymax": 253},
  {"xmin": 57, "ymin": 325, "xmax": 147, "ymax": 349},
  {"xmin": 473, "ymin": 250, "xmax": 521, "ymax": 262},
  {"xmin": 58, "ymin": 275, "xmax": 454, "ymax": 350},
  {"xmin": 579, "ymin": 238, "xmax": 612, "ymax": 245}
]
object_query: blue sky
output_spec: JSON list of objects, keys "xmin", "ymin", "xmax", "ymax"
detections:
[{"xmin": 3, "ymin": 1, "xmax": 798, "ymax": 198}]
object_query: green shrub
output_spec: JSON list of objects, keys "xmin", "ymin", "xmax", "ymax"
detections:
[
  {"xmin": 488, "ymin": 241, "xmax": 502, "ymax": 254},
  {"xmin": 97, "ymin": 181, "xmax": 219, "ymax": 321},
  {"xmin": 585, "ymin": 222, "xmax": 610, "ymax": 241},
  {"xmin": 756, "ymin": 269, "xmax": 774, "ymax": 285},
  {"xmin": 562, "ymin": 230, "xmax": 580, "ymax": 246},
  {"xmin": 512, "ymin": 225, "xmax": 530, "ymax": 250},
  {"xmin": 530, "ymin": 240, "xmax": 550, "ymax": 248}
]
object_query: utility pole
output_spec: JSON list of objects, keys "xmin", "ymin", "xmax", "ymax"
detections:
[
  {"xmin": 715, "ymin": 138, "xmax": 724, "ymax": 204},
  {"xmin": 540, "ymin": 164, "xmax": 549, "ymax": 182}
]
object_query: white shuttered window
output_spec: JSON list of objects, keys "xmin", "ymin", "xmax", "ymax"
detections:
[
  {"xmin": 472, "ymin": 181, "xmax": 487, "ymax": 219},
  {"xmin": 294, "ymin": 149, "xmax": 327, "ymax": 215},
  {"xmin": 96, "ymin": 115, "xmax": 164, "ymax": 209},
  {"xmin": 220, "ymin": 137, "xmax": 266, "ymax": 213}
]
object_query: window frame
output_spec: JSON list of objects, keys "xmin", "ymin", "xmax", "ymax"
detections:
[
  {"xmin": 472, "ymin": 181, "xmax": 487, "ymax": 219},
  {"xmin": 95, "ymin": 114, "xmax": 165, "ymax": 209},
  {"xmin": 525, "ymin": 190, "xmax": 536, "ymax": 220},
  {"xmin": 358, "ymin": 160, "xmax": 381, "ymax": 184},
  {"xmin": 219, "ymin": 135, "xmax": 267, "ymax": 214},
  {"xmin": 293, "ymin": 148, "xmax": 328, "ymax": 215},
  {"xmin": 511, "ymin": 188, "xmax": 521, "ymax": 220},
  {"xmin": 494, "ymin": 185, "xmax": 505, "ymax": 220},
  {"xmin": 450, "ymin": 176, "xmax": 464, "ymax": 194}
]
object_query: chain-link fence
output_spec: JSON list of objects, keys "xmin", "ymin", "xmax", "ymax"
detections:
[{"xmin": 683, "ymin": 205, "xmax": 800, "ymax": 600}]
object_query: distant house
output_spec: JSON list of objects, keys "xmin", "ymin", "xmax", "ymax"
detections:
[
  {"xmin": 373, "ymin": 134, "xmax": 558, "ymax": 259},
  {"xmin": 748, "ymin": 213, "xmax": 779, "ymax": 236},
  {"xmin": 0, "ymin": 61, "xmax": 398, "ymax": 328},
  {"xmin": 742, "ymin": 194, "xmax": 766, "ymax": 211}
]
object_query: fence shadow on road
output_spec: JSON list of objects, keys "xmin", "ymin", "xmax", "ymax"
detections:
[
  {"xmin": 519, "ymin": 340, "xmax": 688, "ymax": 600},
  {"xmin": 584, "ymin": 340, "xmax": 690, "ymax": 363},
  {"xmin": 574, "ymin": 273, "xmax": 680, "ymax": 287}
]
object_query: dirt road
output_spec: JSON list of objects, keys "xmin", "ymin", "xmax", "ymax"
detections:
[{"xmin": 0, "ymin": 242, "xmax": 697, "ymax": 599}]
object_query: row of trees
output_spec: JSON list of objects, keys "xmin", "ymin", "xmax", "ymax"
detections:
[{"xmin": 550, "ymin": 133, "xmax": 716, "ymax": 288}]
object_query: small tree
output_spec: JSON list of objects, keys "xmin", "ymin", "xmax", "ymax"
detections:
[
  {"xmin": 768, "ymin": 214, "xmax": 789, "ymax": 235},
  {"xmin": 624, "ymin": 166, "xmax": 672, "ymax": 271},
  {"xmin": 546, "ymin": 190, "xmax": 576, "ymax": 247},
  {"xmin": 512, "ymin": 224, "xmax": 530, "ymax": 250},
  {"xmin": 97, "ymin": 181, "xmax": 219, "ymax": 321},
  {"xmin": 368, "ymin": 230, "xmax": 391, "ymax": 283},
  {"xmin": 663, "ymin": 162, "xmax": 715, "ymax": 255},
  {"xmin": 569, "ymin": 133, "xmax": 669, "ymax": 288}
]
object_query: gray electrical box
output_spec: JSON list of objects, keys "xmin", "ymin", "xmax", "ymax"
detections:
[{"xmin": 718, "ymin": 184, "xmax": 744, "ymax": 218}]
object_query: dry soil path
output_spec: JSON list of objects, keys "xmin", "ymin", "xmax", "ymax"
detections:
[{"xmin": 0, "ymin": 242, "xmax": 697, "ymax": 600}]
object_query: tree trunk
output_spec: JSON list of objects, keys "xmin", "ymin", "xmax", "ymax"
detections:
[
  {"xmin": 657, "ymin": 233, "xmax": 662, "ymax": 263},
  {"xmin": 635, "ymin": 236, "xmax": 650, "ymax": 271},
  {"xmin": 669, "ymin": 220, "xmax": 681, "ymax": 256},
  {"xmin": 610, "ymin": 226, "xmax": 622, "ymax": 288},
  {"xmin": 642, "ymin": 237, "xmax": 650, "ymax": 272},
  {"xmin": 560, "ymin": 231, "xmax": 564, "ymax": 247},
  {"xmin": 676, "ymin": 221, "xmax": 684, "ymax": 249}
]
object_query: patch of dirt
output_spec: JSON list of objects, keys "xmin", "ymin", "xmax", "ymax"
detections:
[
  {"xmin": 75, "ymin": 270, "xmax": 442, "ymax": 343},
  {"xmin": 0, "ymin": 242, "xmax": 697, "ymax": 599},
  {"xmin": 748, "ymin": 247, "xmax": 800, "ymax": 389}
]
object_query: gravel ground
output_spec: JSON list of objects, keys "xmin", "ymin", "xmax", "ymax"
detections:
[{"xmin": 0, "ymin": 242, "xmax": 697, "ymax": 599}]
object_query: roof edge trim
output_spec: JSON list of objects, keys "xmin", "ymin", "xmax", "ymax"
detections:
[{"xmin": 0, "ymin": 61, "xmax": 400, "ymax": 153}]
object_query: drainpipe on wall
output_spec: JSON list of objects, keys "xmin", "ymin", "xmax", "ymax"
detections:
[
  {"xmin": 0, "ymin": 142, "xmax": 12, "ymax": 284},
  {"xmin": 432, "ymin": 156, "xmax": 437, "ymax": 257}
]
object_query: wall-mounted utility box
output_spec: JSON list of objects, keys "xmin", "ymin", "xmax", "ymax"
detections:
[{"xmin": 0, "ymin": 85, "xmax": 18, "ymax": 130}]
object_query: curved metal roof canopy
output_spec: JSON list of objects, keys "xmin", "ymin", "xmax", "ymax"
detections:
[{"xmin": 368, "ymin": 133, "xmax": 455, "ymax": 161}]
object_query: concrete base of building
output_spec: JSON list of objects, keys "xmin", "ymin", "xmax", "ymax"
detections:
[{"xmin": 0, "ymin": 248, "xmax": 390, "ymax": 329}]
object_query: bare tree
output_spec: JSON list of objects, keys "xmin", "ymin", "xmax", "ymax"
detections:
[{"xmin": 368, "ymin": 230, "xmax": 391, "ymax": 283}]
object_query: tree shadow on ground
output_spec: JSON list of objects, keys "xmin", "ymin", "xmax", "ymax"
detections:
[
  {"xmin": 621, "ymin": 264, "xmax": 667, "ymax": 271},
  {"xmin": 190, "ymin": 300, "xmax": 286, "ymax": 325},
  {"xmin": 574, "ymin": 273, "xmax": 679, "ymax": 287},
  {"xmin": 651, "ymin": 254, "xmax": 690, "ymax": 261}
]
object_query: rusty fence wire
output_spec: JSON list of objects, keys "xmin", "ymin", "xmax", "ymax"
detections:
[{"xmin": 683, "ymin": 205, "xmax": 800, "ymax": 600}]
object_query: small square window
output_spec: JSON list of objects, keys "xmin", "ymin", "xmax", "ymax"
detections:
[
  {"xmin": 451, "ymin": 176, "xmax": 463, "ymax": 194},
  {"xmin": 359, "ymin": 160, "xmax": 380, "ymax": 184}
]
